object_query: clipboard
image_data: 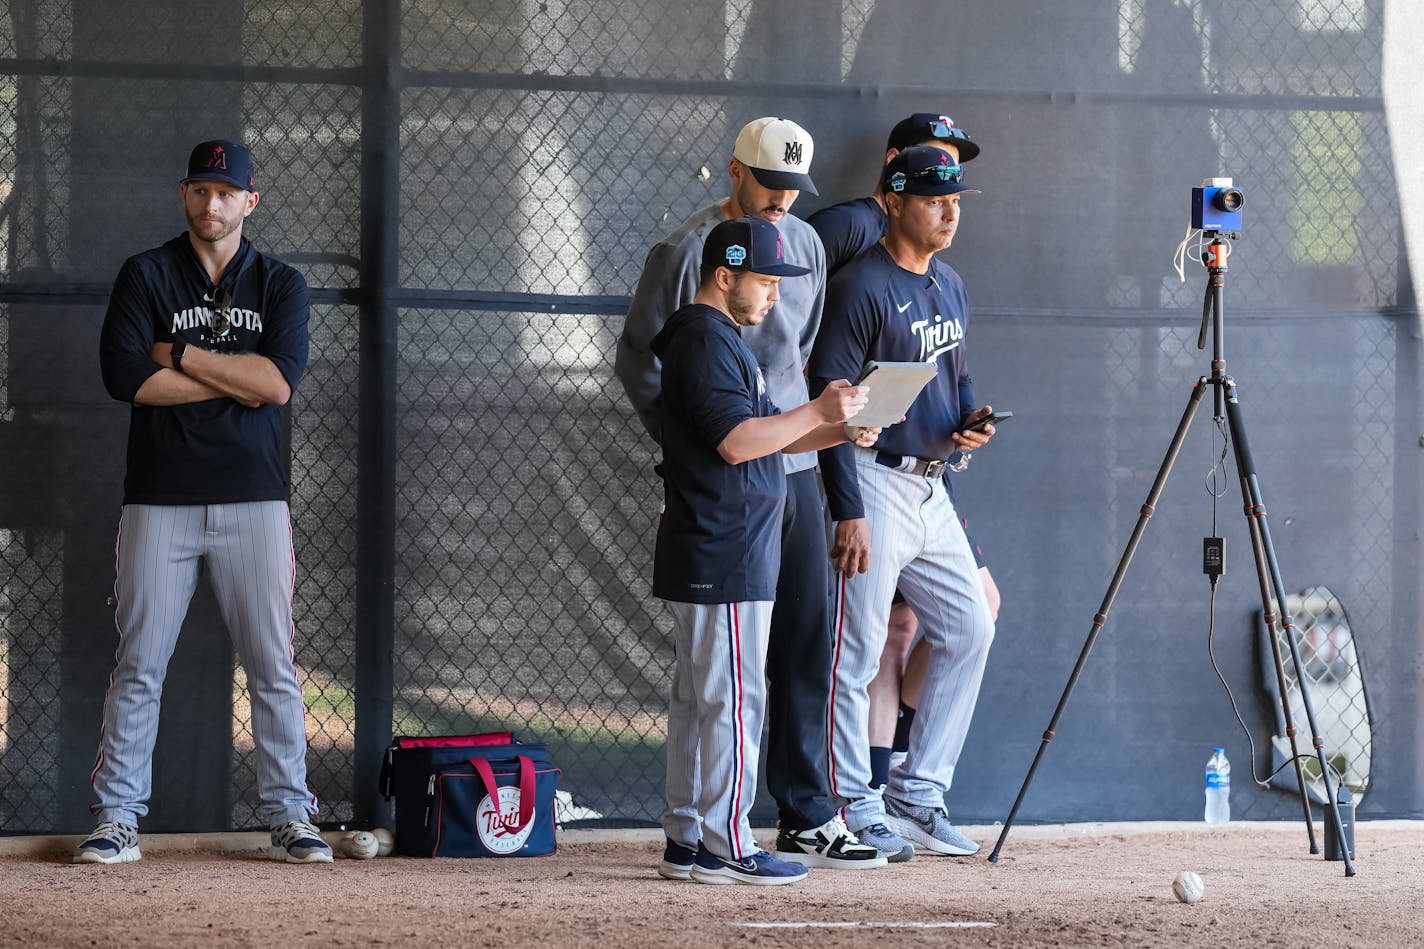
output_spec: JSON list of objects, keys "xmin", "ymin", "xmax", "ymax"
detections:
[{"xmin": 851, "ymin": 361, "xmax": 940, "ymax": 428}]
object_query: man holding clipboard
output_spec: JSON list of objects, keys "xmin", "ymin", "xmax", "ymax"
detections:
[{"xmin": 808, "ymin": 145, "xmax": 999, "ymax": 860}]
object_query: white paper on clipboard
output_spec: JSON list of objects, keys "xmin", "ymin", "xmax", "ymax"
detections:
[{"xmin": 850, "ymin": 361, "xmax": 940, "ymax": 428}]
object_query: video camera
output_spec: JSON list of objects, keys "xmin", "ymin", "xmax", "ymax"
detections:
[{"xmin": 1192, "ymin": 177, "xmax": 1245, "ymax": 231}]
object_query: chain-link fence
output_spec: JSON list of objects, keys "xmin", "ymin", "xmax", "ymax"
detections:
[{"xmin": 1, "ymin": 0, "xmax": 1417, "ymax": 834}]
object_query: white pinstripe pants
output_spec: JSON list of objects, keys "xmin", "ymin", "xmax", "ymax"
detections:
[
  {"xmin": 828, "ymin": 450, "xmax": 995, "ymax": 830},
  {"xmin": 89, "ymin": 502, "xmax": 317, "ymax": 827},
  {"xmin": 661, "ymin": 600, "xmax": 773, "ymax": 861}
]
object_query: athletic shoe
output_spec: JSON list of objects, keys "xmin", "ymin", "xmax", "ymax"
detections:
[
  {"xmin": 775, "ymin": 815, "xmax": 887, "ymax": 870},
  {"xmin": 73, "ymin": 821, "xmax": 141, "ymax": 864},
  {"xmin": 688, "ymin": 843, "xmax": 808, "ymax": 886},
  {"xmin": 883, "ymin": 795, "xmax": 981, "ymax": 856},
  {"xmin": 269, "ymin": 819, "xmax": 334, "ymax": 864},
  {"xmin": 658, "ymin": 838, "xmax": 697, "ymax": 880},
  {"xmin": 852, "ymin": 822, "xmax": 915, "ymax": 863}
]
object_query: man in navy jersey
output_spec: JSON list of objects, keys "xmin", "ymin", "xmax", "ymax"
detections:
[
  {"xmin": 78, "ymin": 140, "xmax": 328, "ymax": 865},
  {"xmin": 652, "ymin": 217, "xmax": 879, "ymax": 885},
  {"xmin": 809, "ymin": 114, "xmax": 1001, "ymax": 796},
  {"xmin": 618, "ymin": 118, "xmax": 883, "ymax": 874},
  {"xmin": 809, "ymin": 146, "xmax": 999, "ymax": 860}
]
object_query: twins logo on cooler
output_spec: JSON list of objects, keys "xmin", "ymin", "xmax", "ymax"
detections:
[{"xmin": 476, "ymin": 785, "xmax": 534, "ymax": 853}]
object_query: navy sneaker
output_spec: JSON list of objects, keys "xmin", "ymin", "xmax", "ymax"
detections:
[
  {"xmin": 73, "ymin": 821, "xmax": 141, "ymax": 864},
  {"xmin": 658, "ymin": 838, "xmax": 697, "ymax": 880},
  {"xmin": 269, "ymin": 819, "xmax": 334, "ymax": 864},
  {"xmin": 689, "ymin": 843, "xmax": 808, "ymax": 886},
  {"xmin": 853, "ymin": 822, "xmax": 915, "ymax": 863},
  {"xmin": 883, "ymin": 795, "xmax": 980, "ymax": 856}
]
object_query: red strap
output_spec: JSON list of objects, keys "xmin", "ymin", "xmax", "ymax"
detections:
[
  {"xmin": 398, "ymin": 732, "xmax": 513, "ymax": 749},
  {"xmin": 469, "ymin": 756, "xmax": 535, "ymax": 834}
]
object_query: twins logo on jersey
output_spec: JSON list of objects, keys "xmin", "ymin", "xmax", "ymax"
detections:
[
  {"xmin": 476, "ymin": 786, "xmax": 535, "ymax": 854},
  {"xmin": 755, "ymin": 366, "xmax": 767, "ymax": 397},
  {"xmin": 910, "ymin": 313, "xmax": 964, "ymax": 362}
]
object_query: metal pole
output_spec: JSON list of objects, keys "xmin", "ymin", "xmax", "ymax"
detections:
[{"xmin": 353, "ymin": 0, "xmax": 401, "ymax": 827}]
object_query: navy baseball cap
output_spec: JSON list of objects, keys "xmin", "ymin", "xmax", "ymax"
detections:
[
  {"xmin": 181, "ymin": 139, "xmax": 256, "ymax": 191},
  {"xmin": 882, "ymin": 146, "xmax": 981, "ymax": 197},
  {"xmin": 886, "ymin": 113, "xmax": 981, "ymax": 162},
  {"xmin": 703, "ymin": 217, "xmax": 811, "ymax": 277}
]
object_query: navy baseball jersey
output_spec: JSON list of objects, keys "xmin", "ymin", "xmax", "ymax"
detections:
[
  {"xmin": 808, "ymin": 245, "xmax": 976, "ymax": 521},
  {"xmin": 99, "ymin": 235, "xmax": 310, "ymax": 505},
  {"xmin": 807, "ymin": 196, "xmax": 887, "ymax": 276},
  {"xmin": 651, "ymin": 303, "xmax": 785, "ymax": 604}
]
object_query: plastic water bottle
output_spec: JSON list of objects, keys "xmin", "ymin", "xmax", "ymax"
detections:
[{"xmin": 1204, "ymin": 747, "xmax": 1231, "ymax": 824}]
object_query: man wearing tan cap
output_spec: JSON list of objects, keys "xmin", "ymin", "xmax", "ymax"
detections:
[{"xmin": 617, "ymin": 117, "xmax": 885, "ymax": 877}]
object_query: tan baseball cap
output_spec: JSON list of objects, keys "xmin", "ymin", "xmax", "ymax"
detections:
[{"xmin": 732, "ymin": 117, "xmax": 817, "ymax": 195}]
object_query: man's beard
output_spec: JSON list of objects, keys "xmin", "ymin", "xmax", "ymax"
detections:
[{"xmin": 188, "ymin": 212, "xmax": 241, "ymax": 244}]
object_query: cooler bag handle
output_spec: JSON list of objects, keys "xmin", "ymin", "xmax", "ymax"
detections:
[{"xmin": 469, "ymin": 755, "xmax": 536, "ymax": 835}]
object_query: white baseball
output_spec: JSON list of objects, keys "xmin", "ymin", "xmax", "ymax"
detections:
[
  {"xmin": 371, "ymin": 827, "xmax": 395, "ymax": 857},
  {"xmin": 342, "ymin": 831, "xmax": 378, "ymax": 860},
  {"xmin": 1172, "ymin": 870, "xmax": 1204, "ymax": 904}
]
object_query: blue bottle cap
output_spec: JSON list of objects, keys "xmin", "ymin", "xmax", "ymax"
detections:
[{"xmin": 1214, "ymin": 747, "xmax": 1224, "ymax": 753}]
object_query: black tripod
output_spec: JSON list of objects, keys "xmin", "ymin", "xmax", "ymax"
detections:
[{"xmin": 987, "ymin": 232, "xmax": 1357, "ymax": 877}]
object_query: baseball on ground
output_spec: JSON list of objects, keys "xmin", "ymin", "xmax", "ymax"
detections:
[
  {"xmin": 342, "ymin": 831, "xmax": 379, "ymax": 860},
  {"xmin": 371, "ymin": 827, "xmax": 395, "ymax": 857},
  {"xmin": 1172, "ymin": 870, "xmax": 1204, "ymax": 904}
]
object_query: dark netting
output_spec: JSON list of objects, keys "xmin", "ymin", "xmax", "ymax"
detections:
[
  {"xmin": 393, "ymin": 307, "xmax": 666, "ymax": 822},
  {"xmin": 0, "ymin": 0, "xmax": 1417, "ymax": 834}
]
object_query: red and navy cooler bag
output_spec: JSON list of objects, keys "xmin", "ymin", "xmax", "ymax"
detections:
[{"xmin": 380, "ymin": 733, "xmax": 561, "ymax": 857}]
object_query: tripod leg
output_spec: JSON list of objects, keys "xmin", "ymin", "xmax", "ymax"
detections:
[
  {"xmin": 1237, "ymin": 464, "xmax": 1320, "ymax": 852},
  {"xmin": 1223, "ymin": 381, "xmax": 1356, "ymax": 876},
  {"xmin": 988, "ymin": 377, "xmax": 1209, "ymax": 863}
]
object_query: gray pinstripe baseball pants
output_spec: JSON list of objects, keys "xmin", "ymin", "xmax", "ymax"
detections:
[
  {"xmin": 89, "ymin": 502, "xmax": 317, "ymax": 827},
  {"xmin": 828, "ymin": 449, "xmax": 995, "ymax": 831},
  {"xmin": 662, "ymin": 599, "xmax": 774, "ymax": 861}
]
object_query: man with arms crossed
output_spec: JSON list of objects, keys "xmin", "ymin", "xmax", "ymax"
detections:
[{"xmin": 78, "ymin": 139, "xmax": 328, "ymax": 865}]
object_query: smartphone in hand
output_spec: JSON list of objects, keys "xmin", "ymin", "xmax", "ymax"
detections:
[{"xmin": 960, "ymin": 410, "xmax": 1013, "ymax": 434}]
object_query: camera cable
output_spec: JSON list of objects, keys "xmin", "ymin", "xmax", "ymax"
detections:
[{"xmin": 1202, "ymin": 415, "xmax": 1271, "ymax": 790}]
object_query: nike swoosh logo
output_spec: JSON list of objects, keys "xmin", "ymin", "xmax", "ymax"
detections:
[{"xmin": 897, "ymin": 301, "xmax": 913, "ymax": 313}]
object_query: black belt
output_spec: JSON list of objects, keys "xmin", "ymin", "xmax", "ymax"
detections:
[{"xmin": 874, "ymin": 451, "xmax": 947, "ymax": 479}]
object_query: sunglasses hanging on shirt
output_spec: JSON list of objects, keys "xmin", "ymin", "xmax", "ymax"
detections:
[{"xmin": 207, "ymin": 287, "xmax": 233, "ymax": 346}]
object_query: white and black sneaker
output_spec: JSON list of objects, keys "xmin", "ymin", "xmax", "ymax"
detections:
[
  {"xmin": 73, "ymin": 821, "xmax": 141, "ymax": 864},
  {"xmin": 269, "ymin": 819, "xmax": 334, "ymax": 864},
  {"xmin": 775, "ymin": 815, "xmax": 888, "ymax": 870}
]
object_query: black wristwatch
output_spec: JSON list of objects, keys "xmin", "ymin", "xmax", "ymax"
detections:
[{"xmin": 171, "ymin": 339, "xmax": 188, "ymax": 373}]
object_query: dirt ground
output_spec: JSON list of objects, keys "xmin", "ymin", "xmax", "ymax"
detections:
[{"xmin": 1, "ymin": 823, "xmax": 1419, "ymax": 948}]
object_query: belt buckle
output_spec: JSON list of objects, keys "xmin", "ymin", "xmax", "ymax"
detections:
[{"xmin": 923, "ymin": 459, "xmax": 946, "ymax": 479}]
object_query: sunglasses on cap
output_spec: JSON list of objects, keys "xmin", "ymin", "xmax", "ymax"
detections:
[
  {"xmin": 889, "ymin": 162, "xmax": 965, "ymax": 192},
  {"xmin": 927, "ymin": 118, "xmax": 972, "ymax": 143},
  {"xmin": 917, "ymin": 161, "xmax": 963, "ymax": 182}
]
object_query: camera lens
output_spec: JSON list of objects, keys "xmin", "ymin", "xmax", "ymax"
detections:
[{"xmin": 1213, "ymin": 188, "xmax": 1245, "ymax": 213}]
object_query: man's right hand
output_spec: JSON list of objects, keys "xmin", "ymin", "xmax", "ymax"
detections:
[
  {"xmin": 813, "ymin": 379, "xmax": 869, "ymax": 424},
  {"xmin": 831, "ymin": 518, "xmax": 872, "ymax": 576}
]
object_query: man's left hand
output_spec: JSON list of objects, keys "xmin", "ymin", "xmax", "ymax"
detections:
[
  {"xmin": 846, "ymin": 425, "xmax": 883, "ymax": 449},
  {"xmin": 951, "ymin": 404, "xmax": 997, "ymax": 453}
]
